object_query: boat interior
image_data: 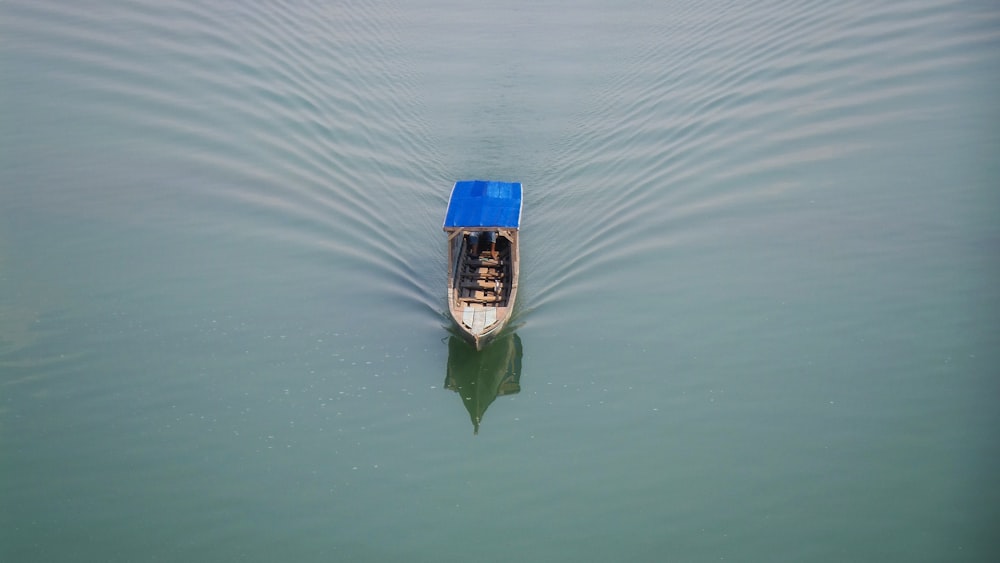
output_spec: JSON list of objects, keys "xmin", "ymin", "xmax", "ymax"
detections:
[{"xmin": 456, "ymin": 232, "xmax": 512, "ymax": 308}]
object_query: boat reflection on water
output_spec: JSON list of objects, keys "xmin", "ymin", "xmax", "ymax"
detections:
[{"xmin": 445, "ymin": 333, "xmax": 523, "ymax": 434}]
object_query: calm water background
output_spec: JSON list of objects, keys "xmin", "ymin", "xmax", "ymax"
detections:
[{"xmin": 2, "ymin": 0, "xmax": 998, "ymax": 561}]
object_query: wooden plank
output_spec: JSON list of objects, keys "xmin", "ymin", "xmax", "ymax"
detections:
[
  {"xmin": 462, "ymin": 270, "xmax": 500, "ymax": 276},
  {"xmin": 459, "ymin": 296, "xmax": 503, "ymax": 303},
  {"xmin": 471, "ymin": 308, "xmax": 486, "ymax": 334},
  {"xmin": 462, "ymin": 269, "xmax": 502, "ymax": 276},
  {"xmin": 461, "ymin": 282, "xmax": 501, "ymax": 290}
]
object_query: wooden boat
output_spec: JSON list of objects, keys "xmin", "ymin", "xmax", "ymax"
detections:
[{"xmin": 443, "ymin": 180, "xmax": 522, "ymax": 350}]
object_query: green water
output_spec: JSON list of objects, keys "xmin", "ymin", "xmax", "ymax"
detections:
[{"xmin": 2, "ymin": 0, "xmax": 998, "ymax": 561}]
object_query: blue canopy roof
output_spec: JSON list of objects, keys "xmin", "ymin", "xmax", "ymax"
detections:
[{"xmin": 443, "ymin": 180, "xmax": 522, "ymax": 229}]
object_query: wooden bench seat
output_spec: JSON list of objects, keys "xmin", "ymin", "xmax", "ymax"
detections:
[
  {"xmin": 461, "ymin": 282, "xmax": 501, "ymax": 290},
  {"xmin": 459, "ymin": 296, "xmax": 503, "ymax": 304}
]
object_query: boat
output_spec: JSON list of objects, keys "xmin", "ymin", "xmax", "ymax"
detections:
[{"xmin": 443, "ymin": 180, "xmax": 522, "ymax": 350}]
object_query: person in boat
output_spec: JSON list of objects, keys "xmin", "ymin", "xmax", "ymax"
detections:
[{"xmin": 468, "ymin": 230, "xmax": 498, "ymax": 261}]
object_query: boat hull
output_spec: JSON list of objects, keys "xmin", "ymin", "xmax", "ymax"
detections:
[{"xmin": 446, "ymin": 229, "xmax": 519, "ymax": 350}]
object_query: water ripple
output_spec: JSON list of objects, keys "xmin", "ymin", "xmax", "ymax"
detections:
[
  {"xmin": 4, "ymin": 0, "xmax": 447, "ymax": 317},
  {"xmin": 523, "ymin": 0, "xmax": 997, "ymax": 317},
  {"xmin": 4, "ymin": 0, "xmax": 994, "ymax": 330}
]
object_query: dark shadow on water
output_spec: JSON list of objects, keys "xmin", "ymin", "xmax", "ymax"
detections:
[{"xmin": 445, "ymin": 333, "xmax": 522, "ymax": 435}]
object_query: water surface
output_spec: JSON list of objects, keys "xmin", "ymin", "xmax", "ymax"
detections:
[{"xmin": 2, "ymin": 0, "xmax": 998, "ymax": 561}]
